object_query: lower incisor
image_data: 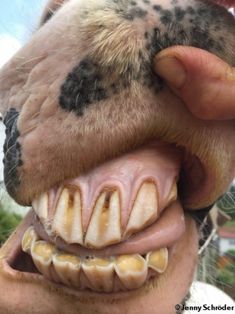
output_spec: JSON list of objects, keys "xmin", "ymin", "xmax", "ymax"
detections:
[{"xmin": 22, "ymin": 227, "xmax": 169, "ymax": 292}]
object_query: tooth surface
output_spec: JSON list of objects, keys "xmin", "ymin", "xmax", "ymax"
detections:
[
  {"xmin": 124, "ymin": 182, "xmax": 158, "ymax": 238},
  {"xmin": 146, "ymin": 248, "xmax": 168, "ymax": 273},
  {"xmin": 52, "ymin": 188, "xmax": 83, "ymax": 245},
  {"xmin": 114, "ymin": 254, "xmax": 147, "ymax": 290},
  {"xmin": 166, "ymin": 181, "xmax": 177, "ymax": 206},
  {"xmin": 85, "ymin": 190, "xmax": 121, "ymax": 248},
  {"xmin": 21, "ymin": 226, "xmax": 39, "ymax": 254},
  {"xmin": 32, "ymin": 192, "xmax": 48, "ymax": 222},
  {"xmin": 82, "ymin": 257, "xmax": 114, "ymax": 292},
  {"xmin": 31, "ymin": 241, "xmax": 57, "ymax": 278},
  {"xmin": 53, "ymin": 253, "xmax": 81, "ymax": 287}
]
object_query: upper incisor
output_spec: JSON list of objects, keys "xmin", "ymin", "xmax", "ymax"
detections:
[{"xmin": 32, "ymin": 179, "xmax": 177, "ymax": 248}]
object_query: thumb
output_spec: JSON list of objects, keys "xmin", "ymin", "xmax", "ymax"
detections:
[{"xmin": 154, "ymin": 46, "xmax": 235, "ymax": 120}]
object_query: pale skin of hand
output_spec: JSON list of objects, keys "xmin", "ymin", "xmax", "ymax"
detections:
[{"xmin": 154, "ymin": 0, "xmax": 235, "ymax": 120}]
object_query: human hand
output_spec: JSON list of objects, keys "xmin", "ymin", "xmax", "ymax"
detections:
[
  {"xmin": 154, "ymin": 46, "xmax": 235, "ymax": 120},
  {"xmin": 154, "ymin": 0, "xmax": 235, "ymax": 120}
]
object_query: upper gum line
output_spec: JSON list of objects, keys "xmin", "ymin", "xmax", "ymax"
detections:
[
  {"xmin": 32, "ymin": 143, "xmax": 181, "ymax": 251},
  {"xmin": 32, "ymin": 179, "xmax": 178, "ymax": 250},
  {"xmin": 25, "ymin": 144, "xmax": 182, "ymax": 292},
  {"xmin": 33, "ymin": 200, "xmax": 184, "ymax": 258}
]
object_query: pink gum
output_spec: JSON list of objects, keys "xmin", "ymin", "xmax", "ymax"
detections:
[{"xmin": 47, "ymin": 141, "xmax": 182, "ymax": 231}]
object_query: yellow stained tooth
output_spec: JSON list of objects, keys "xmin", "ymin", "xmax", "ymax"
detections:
[
  {"xmin": 166, "ymin": 181, "xmax": 177, "ymax": 206},
  {"xmin": 21, "ymin": 226, "xmax": 39, "ymax": 254},
  {"xmin": 31, "ymin": 241, "xmax": 57, "ymax": 278},
  {"xmin": 85, "ymin": 190, "xmax": 121, "ymax": 249},
  {"xmin": 52, "ymin": 188, "xmax": 83, "ymax": 245},
  {"xmin": 146, "ymin": 248, "xmax": 168, "ymax": 274},
  {"xmin": 124, "ymin": 182, "xmax": 158, "ymax": 238},
  {"xmin": 82, "ymin": 257, "xmax": 114, "ymax": 292},
  {"xmin": 114, "ymin": 254, "xmax": 147, "ymax": 290},
  {"xmin": 32, "ymin": 192, "xmax": 48, "ymax": 222},
  {"xmin": 53, "ymin": 253, "xmax": 81, "ymax": 287}
]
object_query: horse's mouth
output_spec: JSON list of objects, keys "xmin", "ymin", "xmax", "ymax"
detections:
[
  {"xmin": 1, "ymin": 208, "xmax": 197, "ymax": 300},
  {"xmin": 1, "ymin": 140, "xmax": 209, "ymax": 295}
]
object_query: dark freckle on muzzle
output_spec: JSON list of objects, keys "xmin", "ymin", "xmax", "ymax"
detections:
[
  {"xmin": 59, "ymin": 57, "xmax": 109, "ymax": 116},
  {"xmin": 3, "ymin": 108, "xmax": 22, "ymax": 196},
  {"xmin": 149, "ymin": 1, "xmax": 231, "ymax": 56},
  {"xmin": 121, "ymin": 7, "xmax": 148, "ymax": 21},
  {"xmin": 59, "ymin": 55, "xmax": 163, "ymax": 116},
  {"xmin": 114, "ymin": 0, "xmax": 148, "ymax": 20},
  {"xmin": 59, "ymin": 0, "xmax": 234, "ymax": 117}
]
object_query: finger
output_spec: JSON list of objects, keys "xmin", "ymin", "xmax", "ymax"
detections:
[{"xmin": 154, "ymin": 46, "xmax": 235, "ymax": 120}]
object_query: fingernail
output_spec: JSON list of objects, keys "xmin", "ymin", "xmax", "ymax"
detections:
[{"xmin": 155, "ymin": 57, "xmax": 187, "ymax": 88}]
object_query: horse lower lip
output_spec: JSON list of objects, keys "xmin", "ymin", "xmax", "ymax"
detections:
[
  {"xmin": 22, "ymin": 225, "xmax": 169, "ymax": 292},
  {"xmin": 32, "ymin": 141, "xmax": 182, "ymax": 251},
  {"xmin": 0, "ymin": 210, "xmax": 198, "ymax": 314},
  {"xmin": 26, "ymin": 141, "xmax": 185, "ymax": 292},
  {"xmin": 33, "ymin": 201, "xmax": 185, "ymax": 257},
  {"xmin": 5, "ymin": 142, "xmax": 191, "ymax": 294},
  {"xmin": 17, "ymin": 200, "xmax": 184, "ymax": 293}
]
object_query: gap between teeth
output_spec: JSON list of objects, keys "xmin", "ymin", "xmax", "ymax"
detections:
[
  {"xmin": 32, "ymin": 180, "xmax": 177, "ymax": 249},
  {"xmin": 22, "ymin": 226, "xmax": 169, "ymax": 292}
]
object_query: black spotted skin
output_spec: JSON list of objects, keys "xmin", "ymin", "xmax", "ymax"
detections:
[
  {"xmin": 59, "ymin": 0, "xmax": 234, "ymax": 115},
  {"xmin": 2, "ymin": 0, "xmax": 235, "ymax": 198},
  {"xmin": 3, "ymin": 108, "xmax": 22, "ymax": 195}
]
